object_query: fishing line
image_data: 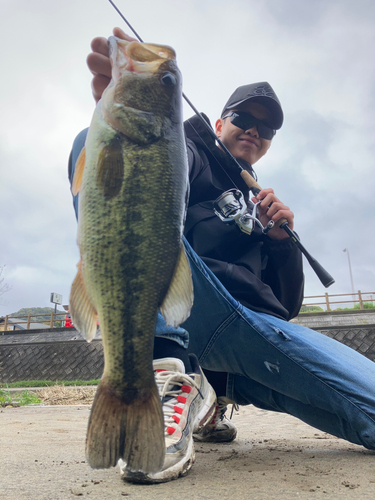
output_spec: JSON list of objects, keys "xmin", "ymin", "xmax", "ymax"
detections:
[
  {"xmin": 108, "ymin": 0, "xmax": 144, "ymax": 42},
  {"xmin": 107, "ymin": 0, "xmax": 247, "ymax": 185},
  {"xmin": 105, "ymin": 0, "xmax": 335, "ymax": 288},
  {"xmin": 185, "ymin": 119, "xmax": 243, "ymax": 192}
]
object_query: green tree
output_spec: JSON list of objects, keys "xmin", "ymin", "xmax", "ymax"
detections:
[
  {"xmin": 10, "ymin": 307, "xmax": 66, "ymax": 325},
  {"xmin": 299, "ymin": 305, "xmax": 324, "ymax": 313}
]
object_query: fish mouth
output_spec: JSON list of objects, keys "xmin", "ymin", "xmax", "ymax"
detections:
[{"xmin": 108, "ymin": 36, "xmax": 176, "ymax": 80}]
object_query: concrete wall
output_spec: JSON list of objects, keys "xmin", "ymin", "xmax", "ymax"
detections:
[
  {"xmin": 1, "ymin": 313, "xmax": 375, "ymax": 383},
  {"xmin": 291, "ymin": 309, "xmax": 375, "ymax": 328},
  {"xmin": 0, "ymin": 339, "xmax": 104, "ymax": 383},
  {"xmin": 0, "ymin": 330, "xmax": 104, "ymax": 383},
  {"xmin": 314, "ymin": 325, "xmax": 375, "ymax": 362}
]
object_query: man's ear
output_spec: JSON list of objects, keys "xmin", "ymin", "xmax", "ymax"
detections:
[{"xmin": 215, "ymin": 118, "xmax": 224, "ymax": 138}]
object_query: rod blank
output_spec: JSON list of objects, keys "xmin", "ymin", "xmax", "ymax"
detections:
[{"xmin": 107, "ymin": 0, "xmax": 335, "ymax": 288}]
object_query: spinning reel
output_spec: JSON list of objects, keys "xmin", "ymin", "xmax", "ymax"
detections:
[{"xmin": 213, "ymin": 189, "xmax": 274, "ymax": 236}]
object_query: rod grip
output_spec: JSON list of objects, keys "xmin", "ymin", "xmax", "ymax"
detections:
[
  {"xmin": 306, "ymin": 256, "xmax": 336, "ymax": 288},
  {"xmin": 240, "ymin": 170, "xmax": 262, "ymax": 194}
]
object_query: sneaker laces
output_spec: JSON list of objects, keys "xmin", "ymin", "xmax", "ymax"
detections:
[
  {"xmin": 154, "ymin": 369, "xmax": 202, "ymax": 436},
  {"xmin": 210, "ymin": 397, "xmax": 239, "ymax": 428}
]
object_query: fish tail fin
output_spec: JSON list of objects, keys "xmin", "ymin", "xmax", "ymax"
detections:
[{"xmin": 86, "ymin": 379, "xmax": 165, "ymax": 473}]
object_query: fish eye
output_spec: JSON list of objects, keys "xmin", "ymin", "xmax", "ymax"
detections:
[{"xmin": 160, "ymin": 72, "xmax": 176, "ymax": 87}]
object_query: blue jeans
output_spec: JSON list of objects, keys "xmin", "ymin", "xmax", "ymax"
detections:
[
  {"xmin": 156, "ymin": 239, "xmax": 375, "ymax": 450},
  {"xmin": 70, "ymin": 130, "xmax": 375, "ymax": 450}
]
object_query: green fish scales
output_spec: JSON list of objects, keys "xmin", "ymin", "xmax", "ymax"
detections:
[{"xmin": 70, "ymin": 37, "xmax": 193, "ymax": 474}]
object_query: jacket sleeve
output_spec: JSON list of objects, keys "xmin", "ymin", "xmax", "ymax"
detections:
[{"xmin": 262, "ymin": 236, "xmax": 305, "ymax": 319}]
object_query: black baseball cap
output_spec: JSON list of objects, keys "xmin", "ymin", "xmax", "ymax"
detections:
[{"xmin": 221, "ymin": 82, "xmax": 284, "ymax": 130}]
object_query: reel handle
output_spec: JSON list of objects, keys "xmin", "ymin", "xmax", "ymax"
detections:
[
  {"xmin": 240, "ymin": 170, "xmax": 335, "ymax": 288},
  {"xmin": 240, "ymin": 171, "xmax": 287, "ymax": 227}
]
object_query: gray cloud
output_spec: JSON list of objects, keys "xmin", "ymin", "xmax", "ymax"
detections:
[{"xmin": 265, "ymin": 0, "xmax": 329, "ymax": 29}]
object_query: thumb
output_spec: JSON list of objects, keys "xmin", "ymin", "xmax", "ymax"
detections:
[{"xmin": 113, "ymin": 27, "xmax": 138, "ymax": 42}]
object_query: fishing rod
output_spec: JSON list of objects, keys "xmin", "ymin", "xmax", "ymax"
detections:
[
  {"xmin": 109, "ymin": 2, "xmax": 253, "ymax": 183},
  {"xmin": 106, "ymin": 0, "xmax": 335, "ymax": 288}
]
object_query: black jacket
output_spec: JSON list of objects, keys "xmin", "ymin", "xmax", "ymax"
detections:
[{"xmin": 183, "ymin": 114, "xmax": 304, "ymax": 320}]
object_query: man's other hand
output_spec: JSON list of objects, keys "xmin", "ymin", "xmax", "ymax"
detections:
[{"xmin": 252, "ymin": 188, "xmax": 294, "ymax": 241}]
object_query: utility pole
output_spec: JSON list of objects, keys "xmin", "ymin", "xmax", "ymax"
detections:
[{"xmin": 343, "ymin": 248, "xmax": 355, "ymax": 304}]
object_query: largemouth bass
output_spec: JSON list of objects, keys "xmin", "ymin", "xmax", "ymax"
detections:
[{"xmin": 70, "ymin": 36, "xmax": 193, "ymax": 474}]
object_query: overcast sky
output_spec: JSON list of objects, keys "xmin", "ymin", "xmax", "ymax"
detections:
[{"xmin": 1, "ymin": 0, "xmax": 374, "ymax": 315}]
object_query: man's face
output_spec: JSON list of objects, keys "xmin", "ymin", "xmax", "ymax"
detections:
[{"xmin": 215, "ymin": 102, "xmax": 272, "ymax": 165}]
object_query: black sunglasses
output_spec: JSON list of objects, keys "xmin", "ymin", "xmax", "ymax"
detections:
[{"xmin": 222, "ymin": 111, "xmax": 276, "ymax": 140}]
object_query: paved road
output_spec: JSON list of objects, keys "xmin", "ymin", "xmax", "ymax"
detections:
[{"xmin": 1, "ymin": 405, "xmax": 374, "ymax": 500}]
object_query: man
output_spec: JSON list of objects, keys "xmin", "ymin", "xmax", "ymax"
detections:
[{"xmin": 69, "ymin": 27, "xmax": 375, "ymax": 485}]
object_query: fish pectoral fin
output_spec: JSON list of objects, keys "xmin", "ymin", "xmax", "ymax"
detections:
[
  {"xmin": 160, "ymin": 245, "xmax": 194, "ymax": 327},
  {"xmin": 96, "ymin": 137, "xmax": 124, "ymax": 199},
  {"xmin": 69, "ymin": 261, "xmax": 98, "ymax": 342},
  {"xmin": 71, "ymin": 147, "xmax": 86, "ymax": 196}
]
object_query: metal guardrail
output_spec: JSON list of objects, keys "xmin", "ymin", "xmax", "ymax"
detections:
[
  {"xmin": 0, "ymin": 312, "xmax": 67, "ymax": 332},
  {"xmin": 302, "ymin": 291, "xmax": 375, "ymax": 312},
  {"xmin": 1, "ymin": 290, "xmax": 375, "ymax": 332}
]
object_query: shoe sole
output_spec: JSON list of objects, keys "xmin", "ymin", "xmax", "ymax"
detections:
[
  {"xmin": 122, "ymin": 437, "xmax": 196, "ymax": 484},
  {"xmin": 121, "ymin": 377, "xmax": 216, "ymax": 484},
  {"xmin": 193, "ymin": 427, "xmax": 237, "ymax": 442}
]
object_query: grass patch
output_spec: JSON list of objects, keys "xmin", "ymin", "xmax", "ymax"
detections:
[
  {"xmin": 0, "ymin": 379, "xmax": 100, "ymax": 389},
  {"xmin": 334, "ymin": 302, "xmax": 375, "ymax": 312},
  {"xmin": 299, "ymin": 301, "xmax": 375, "ymax": 314},
  {"xmin": 0, "ymin": 389, "xmax": 41, "ymax": 407},
  {"xmin": 0, "ymin": 385, "xmax": 97, "ymax": 407},
  {"xmin": 0, "ymin": 389, "xmax": 12, "ymax": 406}
]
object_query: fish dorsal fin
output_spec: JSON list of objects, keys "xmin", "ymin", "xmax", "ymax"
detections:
[
  {"xmin": 71, "ymin": 147, "xmax": 86, "ymax": 196},
  {"xmin": 160, "ymin": 245, "xmax": 194, "ymax": 327},
  {"xmin": 96, "ymin": 137, "xmax": 124, "ymax": 199},
  {"xmin": 69, "ymin": 261, "xmax": 98, "ymax": 342}
]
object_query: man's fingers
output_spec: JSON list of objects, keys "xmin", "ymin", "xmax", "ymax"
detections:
[
  {"xmin": 266, "ymin": 201, "xmax": 288, "ymax": 218},
  {"xmin": 91, "ymin": 74, "xmax": 111, "ymax": 104},
  {"xmin": 266, "ymin": 203, "xmax": 294, "ymax": 226},
  {"xmin": 87, "ymin": 29, "xmax": 138, "ymax": 104},
  {"xmin": 91, "ymin": 36, "xmax": 110, "ymax": 56},
  {"xmin": 87, "ymin": 52, "xmax": 112, "ymax": 78},
  {"xmin": 273, "ymin": 208, "xmax": 293, "ymax": 222},
  {"xmin": 258, "ymin": 194, "xmax": 279, "ymax": 213}
]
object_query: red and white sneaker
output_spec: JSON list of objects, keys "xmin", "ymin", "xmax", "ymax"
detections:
[
  {"xmin": 120, "ymin": 354, "xmax": 216, "ymax": 483},
  {"xmin": 193, "ymin": 396, "xmax": 238, "ymax": 442}
]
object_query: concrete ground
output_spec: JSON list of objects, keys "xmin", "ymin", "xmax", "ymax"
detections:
[{"xmin": 1, "ymin": 404, "xmax": 374, "ymax": 500}]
